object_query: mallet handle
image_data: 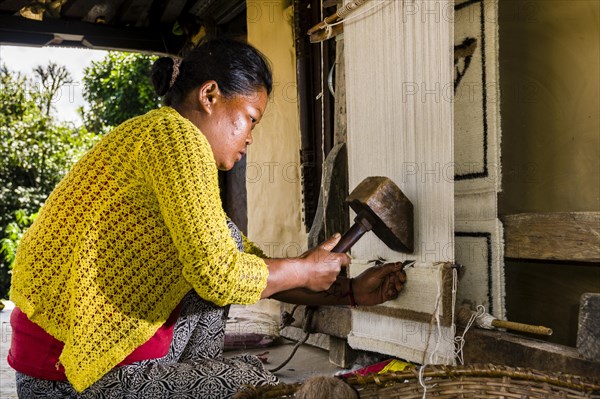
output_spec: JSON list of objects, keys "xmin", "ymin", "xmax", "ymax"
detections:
[{"xmin": 332, "ymin": 214, "xmax": 373, "ymax": 253}]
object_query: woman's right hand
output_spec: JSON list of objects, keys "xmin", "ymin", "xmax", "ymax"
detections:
[
  {"xmin": 261, "ymin": 234, "xmax": 351, "ymax": 298},
  {"xmin": 294, "ymin": 234, "xmax": 351, "ymax": 292}
]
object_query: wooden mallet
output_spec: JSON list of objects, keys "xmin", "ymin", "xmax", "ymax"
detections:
[{"xmin": 332, "ymin": 176, "xmax": 414, "ymax": 254}]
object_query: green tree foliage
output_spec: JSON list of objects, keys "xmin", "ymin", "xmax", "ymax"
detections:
[
  {"xmin": 0, "ymin": 53, "xmax": 160, "ymax": 299},
  {"xmin": 33, "ymin": 62, "xmax": 73, "ymax": 117},
  {"xmin": 0, "ymin": 63, "xmax": 99, "ymax": 298},
  {"xmin": 82, "ymin": 52, "xmax": 160, "ymax": 133},
  {"xmin": 0, "ymin": 65, "xmax": 35, "ymax": 120},
  {"xmin": 0, "ymin": 210, "xmax": 38, "ymax": 271}
]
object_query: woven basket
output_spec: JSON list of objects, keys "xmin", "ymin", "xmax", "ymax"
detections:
[{"xmin": 235, "ymin": 364, "xmax": 600, "ymax": 399}]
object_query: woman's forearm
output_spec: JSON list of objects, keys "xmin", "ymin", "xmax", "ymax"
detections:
[
  {"xmin": 269, "ymin": 275, "xmax": 353, "ymax": 306},
  {"xmin": 260, "ymin": 258, "xmax": 306, "ymax": 299},
  {"xmin": 262, "ymin": 260, "xmax": 407, "ymax": 307},
  {"xmin": 260, "ymin": 240, "xmax": 351, "ymax": 299}
]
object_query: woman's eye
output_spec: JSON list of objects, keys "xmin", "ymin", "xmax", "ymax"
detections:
[{"xmin": 250, "ymin": 116, "xmax": 257, "ymax": 123}]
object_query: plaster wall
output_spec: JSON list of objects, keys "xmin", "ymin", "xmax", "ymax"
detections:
[
  {"xmin": 499, "ymin": 0, "xmax": 599, "ymax": 213},
  {"xmin": 246, "ymin": 0, "xmax": 307, "ymax": 258},
  {"xmin": 498, "ymin": 0, "xmax": 599, "ymax": 346}
]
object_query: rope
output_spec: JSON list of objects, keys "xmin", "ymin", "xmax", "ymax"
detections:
[
  {"xmin": 475, "ymin": 307, "xmax": 496, "ymax": 329},
  {"xmin": 269, "ymin": 306, "xmax": 316, "ymax": 373},
  {"xmin": 420, "ymin": 264, "xmax": 460, "ymax": 398},
  {"xmin": 327, "ymin": 1, "xmax": 387, "ymax": 29},
  {"xmin": 335, "ymin": 0, "xmax": 370, "ymax": 19},
  {"xmin": 309, "ymin": 0, "xmax": 391, "ymax": 40},
  {"xmin": 279, "ymin": 304, "xmax": 300, "ymax": 330},
  {"xmin": 454, "ymin": 305, "xmax": 484, "ymax": 365},
  {"xmin": 421, "ymin": 263, "xmax": 449, "ymax": 366},
  {"xmin": 429, "ymin": 272, "xmax": 443, "ymax": 364},
  {"xmin": 268, "ymin": 331, "xmax": 311, "ymax": 373},
  {"xmin": 419, "ymin": 264, "xmax": 460, "ymax": 399},
  {"xmin": 417, "ymin": 364, "xmax": 437, "ymax": 399}
]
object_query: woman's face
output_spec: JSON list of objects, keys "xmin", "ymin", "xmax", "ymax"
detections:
[{"xmin": 202, "ymin": 87, "xmax": 268, "ymax": 171}]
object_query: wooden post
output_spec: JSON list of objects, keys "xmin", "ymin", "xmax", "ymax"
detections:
[
  {"xmin": 577, "ymin": 293, "xmax": 600, "ymax": 361},
  {"xmin": 502, "ymin": 212, "xmax": 600, "ymax": 262}
]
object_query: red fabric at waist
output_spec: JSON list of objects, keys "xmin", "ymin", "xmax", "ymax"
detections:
[{"xmin": 7, "ymin": 304, "xmax": 181, "ymax": 381}]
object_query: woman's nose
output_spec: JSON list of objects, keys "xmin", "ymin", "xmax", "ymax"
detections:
[{"xmin": 246, "ymin": 130, "xmax": 253, "ymax": 145}]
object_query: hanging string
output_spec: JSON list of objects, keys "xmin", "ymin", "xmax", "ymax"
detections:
[
  {"xmin": 419, "ymin": 265, "xmax": 458, "ymax": 397},
  {"xmin": 448, "ymin": 267, "xmax": 459, "ymax": 364},
  {"xmin": 421, "ymin": 263, "xmax": 454, "ymax": 366},
  {"xmin": 418, "ymin": 364, "xmax": 437, "ymax": 399},
  {"xmin": 322, "ymin": 21, "xmax": 333, "ymax": 40},
  {"xmin": 429, "ymin": 270, "xmax": 443, "ymax": 364},
  {"xmin": 451, "ymin": 267, "xmax": 458, "ymax": 331},
  {"xmin": 454, "ymin": 305, "xmax": 485, "ymax": 365}
]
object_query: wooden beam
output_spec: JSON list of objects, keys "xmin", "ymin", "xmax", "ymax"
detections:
[
  {"xmin": 80, "ymin": 0, "xmax": 127, "ymax": 24},
  {"xmin": 501, "ymin": 212, "xmax": 600, "ymax": 263},
  {"xmin": 118, "ymin": 0, "xmax": 154, "ymax": 27},
  {"xmin": 159, "ymin": 0, "xmax": 187, "ymax": 24},
  {"xmin": 0, "ymin": 0, "xmax": 29, "ymax": 12},
  {"xmin": 0, "ymin": 14, "xmax": 171, "ymax": 54},
  {"xmin": 462, "ymin": 328, "xmax": 600, "ymax": 380},
  {"xmin": 61, "ymin": 0, "xmax": 98, "ymax": 19},
  {"xmin": 307, "ymin": 143, "xmax": 349, "ymax": 249},
  {"xmin": 333, "ymin": 37, "xmax": 347, "ymax": 146}
]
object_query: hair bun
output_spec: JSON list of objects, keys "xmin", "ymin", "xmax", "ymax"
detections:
[{"xmin": 151, "ymin": 57, "xmax": 175, "ymax": 96}]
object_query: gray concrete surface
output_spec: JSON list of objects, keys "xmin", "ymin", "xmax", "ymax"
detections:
[
  {"xmin": 0, "ymin": 301, "xmax": 340, "ymax": 398},
  {"xmin": 1, "ymin": 301, "xmax": 16, "ymax": 399},
  {"xmin": 229, "ymin": 339, "xmax": 343, "ymax": 385}
]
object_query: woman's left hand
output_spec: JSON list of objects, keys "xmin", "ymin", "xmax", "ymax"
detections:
[{"xmin": 352, "ymin": 262, "xmax": 408, "ymax": 306}]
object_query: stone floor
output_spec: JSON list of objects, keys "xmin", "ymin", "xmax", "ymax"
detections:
[
  {"xmin": 0, "ymin": 301, "xmax": 341, "ymax": 398},
  {"xmin": 0, "ymin": 301, "xmax": 16, "ymax": 399}
]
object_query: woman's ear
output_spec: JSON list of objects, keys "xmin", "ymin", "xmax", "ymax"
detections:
[{"xmin": 197, "ymin": 80, "xmax": 220, "ymax": 114}]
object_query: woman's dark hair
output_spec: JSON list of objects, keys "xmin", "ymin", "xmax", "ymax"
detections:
[{"xmin": 151, "ymin": 38, "xmax": 272, "ymax": 105}]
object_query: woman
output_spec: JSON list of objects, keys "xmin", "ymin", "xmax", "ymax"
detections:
[{"xmin": 8, "ymin": 38, "xmax": 407, "ymax": 398}]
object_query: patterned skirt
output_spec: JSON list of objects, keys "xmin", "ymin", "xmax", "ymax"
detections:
[
  {"xmin": 15, "ymin": 221, "xmax": 278, "ymax": 398},
  {"xmin": 16, "ymin": 291, "xmax": 278, "ymax": 399}
]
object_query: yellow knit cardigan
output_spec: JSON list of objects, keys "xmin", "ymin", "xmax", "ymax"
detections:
[{"xmin": 10, "ymin": 107, "xmax": 269, "ymax": 392}]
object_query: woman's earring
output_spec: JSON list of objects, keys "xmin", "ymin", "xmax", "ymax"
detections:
[{"xmin": 202, "ymin": 98, "xmax": 212, "ymax": 114}]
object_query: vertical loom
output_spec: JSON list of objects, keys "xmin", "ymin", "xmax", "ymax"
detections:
[{"xmin": 344, "ymin": 1, "xmax": 455, "ymax": 364}]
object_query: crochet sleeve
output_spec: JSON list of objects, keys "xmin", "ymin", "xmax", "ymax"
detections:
[
  {"xmin": 137, "ymin": 112, "xmax": 268, "ymax": 306},
  {"xmin": 242, "ymin": 234, "xmax": 268, "ymax": 258}
]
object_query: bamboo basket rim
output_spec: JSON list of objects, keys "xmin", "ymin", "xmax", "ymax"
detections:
[
  {"xmin": 234, "ymin": 363, "xmax": 600, "ymax": 399},
  {"xmin": 345, "ymin": 363, "xmax": 600, "ymax": 392}
]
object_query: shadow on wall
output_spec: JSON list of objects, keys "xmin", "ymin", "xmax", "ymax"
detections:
[{"xmin": 505, "ymin": 261, "xmax": 600, "ymax": 346}]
